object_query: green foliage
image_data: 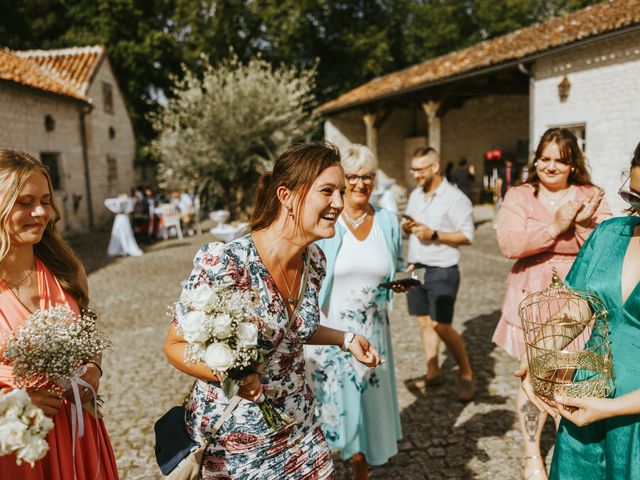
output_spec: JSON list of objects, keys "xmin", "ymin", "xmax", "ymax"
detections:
[
  {"xmin": 151, "ymin": 55, "xmax": 317, "ymax": 213},
  {"xmin": 0, "ymin": 0, "xmax": 603, "ymax": 168}
]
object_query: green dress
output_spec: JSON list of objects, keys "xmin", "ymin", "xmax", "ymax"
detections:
[{"xmin": 550, "ymin": 216, "xmax": 640, "ymax": 479}]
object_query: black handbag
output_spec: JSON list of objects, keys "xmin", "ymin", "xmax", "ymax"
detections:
[
  {"xmin": 154, "ymin": 396, "xmax": 242, "ymax": 478},
  {"xmin": 154, "ymin": 405, "xmax": 200, "ymax": 476}
]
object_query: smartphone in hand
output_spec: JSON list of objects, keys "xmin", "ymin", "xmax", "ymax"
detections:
[{"xmin": 401, "ymin": 213, "xmax": 416, "ymax": 223}]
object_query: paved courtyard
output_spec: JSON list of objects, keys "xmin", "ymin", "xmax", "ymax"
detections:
[{"xmin": 74, "ymin": 219, "xmax": 556, "ymax": 479}]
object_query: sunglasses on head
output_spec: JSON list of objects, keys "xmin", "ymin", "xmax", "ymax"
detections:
[{"xmin": 618, "ymin": 175, "xmax": 640, "ymax": 207}]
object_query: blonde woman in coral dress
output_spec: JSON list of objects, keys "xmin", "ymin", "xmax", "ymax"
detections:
[
  {"xmin": 492, "ymin": 129, "xmax": 611, "ymax": 480},
  {"xmin": 0, "ymin": 149, "xmax": 119, "ymax": 479}
]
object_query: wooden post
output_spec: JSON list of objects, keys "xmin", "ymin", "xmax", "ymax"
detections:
[
  {"xmin": 362, "ymin": 112, "xmax": 378, "ymax": 158},
  {"xmin": 421, "ymin": 100, "xmax": 442, "ymax": 154}
]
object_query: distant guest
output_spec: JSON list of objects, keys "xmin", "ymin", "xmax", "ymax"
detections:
[{"xmin": 451, "ymin": 158, "xmax": 475, "ymax": 200}]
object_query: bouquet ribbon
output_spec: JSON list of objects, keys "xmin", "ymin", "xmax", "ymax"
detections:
[{"xmin": 67, "ymin": 365, "xmax": 102, "ymax": 480}]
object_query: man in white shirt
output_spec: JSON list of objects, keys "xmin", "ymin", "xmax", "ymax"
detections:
[{"xmin": 402, "ymin": 146, "xmax": 476, "ymax": 401}]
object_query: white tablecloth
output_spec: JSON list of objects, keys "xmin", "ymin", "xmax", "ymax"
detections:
[{"xmin": 105, "ymin": 198, "xmax": 143, "ymax": 257}]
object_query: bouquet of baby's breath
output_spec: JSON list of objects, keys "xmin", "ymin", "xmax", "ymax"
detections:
[
  {"xmin": 0, "ymin": 388, "xmax": 53, "ymax": 466},
  {"xmin": 176, "ymin": 283, "xmax": 286, "ymax": 431},
  {"xmin": 0, "ymin": 306, "xmax": 111, "ymax": 390}
]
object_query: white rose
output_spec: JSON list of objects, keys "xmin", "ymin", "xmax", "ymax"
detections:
[
  {"xmin": 0, "ymin": 417, "xmax": 27, "ymax": 454},
  {"xmin": 189, "ymin": 285, "xmax": 216, "ymax": 310},
  {"xmin": 236, "ymin": 322, "xmax": 258, "ymax": 346},
  {"xmin": 211, "ymin": 314, "xmax": 233, "ymax": 339},
  {"xmin": 15, "ymin": 436, "xmax": 49, "ymax": 466},
  {"xmin": 179, "ymin": 311, "xmax": 210, "ymax": 343},
  {"xmin": 203, "ymin": 342, "xmax": 235, "ymax": 372}
]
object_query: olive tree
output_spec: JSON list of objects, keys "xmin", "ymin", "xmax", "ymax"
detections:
[{"xmin": 151, "ymin": 55, "xmax": 317, "ymax": 214}]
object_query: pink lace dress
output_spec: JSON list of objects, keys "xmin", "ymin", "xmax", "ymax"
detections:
[
  {"xmin": 0, "ymin": 258, "xmax": 119, "ymax": 479},
  {"xmin": 492, "ymin": 184, "xmax": 612, "ymax": 358}
]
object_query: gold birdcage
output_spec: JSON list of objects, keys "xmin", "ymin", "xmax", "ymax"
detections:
[{"xmin": 519, "ymin": 269, "xmax": 614, "ymax": 401}]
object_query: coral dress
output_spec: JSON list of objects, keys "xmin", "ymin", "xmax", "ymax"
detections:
[
  {"xmin": 0, "ymin": 258, "xmax": 119, "ymax": 479},
  {"xmin": 492, "ymin": 184, "xmax": 611, "ymax": 358}
]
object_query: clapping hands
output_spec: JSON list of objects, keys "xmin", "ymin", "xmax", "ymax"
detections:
[{"xmin": 575, "ymin": 189, "xmax": 604, "ymax": 227}]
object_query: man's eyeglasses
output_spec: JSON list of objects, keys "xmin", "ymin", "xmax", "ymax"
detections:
[
  {"xmin": 409, "ymin": 164, "xmax": 436, "ymax": 174},
  {"xmin": 618, "ymin": 175, "xmax": 640, "ymax": 207},
  {"xmin": 345, "ymin": 174, "xmax": 376, "ymax": 185}
]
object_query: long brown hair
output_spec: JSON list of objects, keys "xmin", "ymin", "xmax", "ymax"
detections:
[
  {"xmin": 250, "ymin": 143, "xmax": 341, "ymax": 232},
  {"xmin": 0, "ymin": 149, "xmax": 89, "ymax": 310},
  {"xmin": 525, "ymin": 128, "xmax": 594, "ymax": 195}
]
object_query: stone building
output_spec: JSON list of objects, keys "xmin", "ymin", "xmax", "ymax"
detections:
[
  {"xmin": 0, "ymin": 45, "xmax": 136, "ymax": 232},
  {"xmin": 319, "ymin": 0, "xmax": 640, "ymax": 214}
]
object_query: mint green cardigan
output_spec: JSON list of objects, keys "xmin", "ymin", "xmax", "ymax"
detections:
[{"xmin": 316, "ymin": 206, "xmax": 405, "ymax": 311}]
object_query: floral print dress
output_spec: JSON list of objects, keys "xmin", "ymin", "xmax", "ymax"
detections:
[{"xmin": 175, "ymin": 235, "xmax": 334, "ymax": 479}]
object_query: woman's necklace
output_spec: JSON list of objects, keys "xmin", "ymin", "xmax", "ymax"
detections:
[
  {"xmin": 1, "ymin": 262, "xmax": 36, "ymax": 297},
  {"xmin": 541, "ymin": 186, "xmax": 571, "ymax": 206},
  {"xmin": 343, "ymin": 211, "xmax": 368, "ymax": 230},
  {"xmin": 274, "ymin": 255, "xmax": 300, "ymax": 306}
]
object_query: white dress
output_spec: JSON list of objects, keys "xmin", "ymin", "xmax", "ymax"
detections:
[{"xmin": 306, "ymin": 216, "xmax": 402, "ymax": 465}]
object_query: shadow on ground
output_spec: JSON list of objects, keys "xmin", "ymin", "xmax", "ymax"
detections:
[{"xmin": 335, "ymin": 310, "xmax": 515, "ymax": 479}]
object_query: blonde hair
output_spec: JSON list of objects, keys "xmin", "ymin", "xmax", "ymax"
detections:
[
  {"xmin": 341, "ymin": 144, "xmax": 377, "ymax": 174},
  {"xmin": 0, "ymin": 149, "xmax": 89, "ymax": 310}
]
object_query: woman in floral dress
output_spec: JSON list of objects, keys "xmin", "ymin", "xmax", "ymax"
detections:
[
  {"xmin": 305, "ymin": 145, "xmax": 403, "ymax": 480},
  {"xmin": 164, "ymin": 143, "xmax": 383, "ymax": 479}
]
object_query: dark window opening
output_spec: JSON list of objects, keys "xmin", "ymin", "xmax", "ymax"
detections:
[
  {"xmin": 103, "ymin": 82, "xmax": 114, "ymax": 114},
  {"xmin": 40, "ymin": 153, "xmax": 62, "ymax": 190}
]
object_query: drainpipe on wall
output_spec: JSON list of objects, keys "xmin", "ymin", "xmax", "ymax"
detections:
[{"xmin": 79, "ymin": 102, "xmax": 95, "ymax": 230}]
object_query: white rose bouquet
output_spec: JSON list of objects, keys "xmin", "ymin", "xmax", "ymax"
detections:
[
  {"xmin": 0, "ymin": 306, "xmax": 111, "ymax": 391},
  {"xmin": 0, "ymin": 389, "xmax": 53, "ymax": 466},
  {"xmin": 176, "ymin": 284, "xmax": 285, "ymax": 431}
]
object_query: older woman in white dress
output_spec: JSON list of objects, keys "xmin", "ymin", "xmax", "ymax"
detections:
[{"xmin": 305, "ymin": 145, "xmax": 403, "ymax": 480}]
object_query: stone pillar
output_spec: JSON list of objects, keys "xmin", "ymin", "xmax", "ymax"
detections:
[
  {"xmin": 421, "ymin": 100, "xmax": 442, "ymax": 154},
  {"xmin": 362, "ymin": 112, "xmax": 378, "ymax": 158}
]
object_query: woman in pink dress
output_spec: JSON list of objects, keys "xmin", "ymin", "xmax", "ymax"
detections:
[
  {"xmin": 0, "ymin": 149, "xmax": 119, "ymax": 479},
  {"xmin": 492, "ymin": 128, "xmax": 611, "ymax": 480}
]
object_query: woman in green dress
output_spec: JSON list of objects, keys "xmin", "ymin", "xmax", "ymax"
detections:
[{"xmin": 518, "ymin": 142, "xmax": 640, "ymax": 479}]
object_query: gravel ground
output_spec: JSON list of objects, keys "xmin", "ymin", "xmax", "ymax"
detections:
[{"xmin": 73, "ymin": 219, "xmax": 555, "ymax": 479}]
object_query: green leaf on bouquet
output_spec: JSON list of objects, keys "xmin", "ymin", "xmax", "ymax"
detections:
[{"xmin": 223, "ymin": 377, "xmax": 239, "ymax": 398}]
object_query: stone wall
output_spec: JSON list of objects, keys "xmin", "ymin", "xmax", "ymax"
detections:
[
  {"xmin": 0, "ymin": 57, "xmax": 137, "ymax": 233},
  {"xmin": 441, "ymin": 94, "xmax": 529, "ymax": 200},
  {"xmin": 86, "ymin": 57, "xmax": 137, "ymax": 228},
  {"xmin": 0, "ymin": 83, "xmax": 90, "ymax": 231},
  {"xmin": 532, "ymin": 29, "xmax": 640, "ymax": 214}
]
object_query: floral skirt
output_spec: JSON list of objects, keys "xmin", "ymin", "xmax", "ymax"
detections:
[{"xmin": 186, "ymin": 381, "xmax": 334, "ymax": 479}]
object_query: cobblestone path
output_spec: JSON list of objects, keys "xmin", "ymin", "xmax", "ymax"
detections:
[{"xmin": 76, "ymin": 221, "xmax": 555, "ymax": 479}]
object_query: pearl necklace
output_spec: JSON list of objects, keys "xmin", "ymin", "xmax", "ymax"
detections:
[{"xmin": 343, "ymin": 212, "xmax": 368, "ymax": 230}]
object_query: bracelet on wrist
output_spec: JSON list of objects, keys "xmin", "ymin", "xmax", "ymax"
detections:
[
  {"xmin": 86, "ymin": 361, "xmax": 103, "ymax": 378},
  {"xmin": 341, "ymin": 331, "xmax": 355, "ymax": 352}
]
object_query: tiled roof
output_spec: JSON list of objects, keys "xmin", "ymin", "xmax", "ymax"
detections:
[
  {"xmin": 17, "ymin": 46, "xmax": 103, "ymax": 98},
  {"xmin": 0, "ymin": 46, "xmax": 104, "ymax": 102},
  {"xmin": 319, "ymin": 0, "xmax": 640, "ymax": 114}
]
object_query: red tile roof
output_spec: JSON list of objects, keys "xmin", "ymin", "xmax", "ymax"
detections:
[
  {"xmin": 0, "ymin": 46, "xmax": 104, "ymax": 102},
  {"xmin": 17, "ymin": 46, "xmax": 103, "ymax": 98},
  {"xmin": 319, "ymin": 0, "xmax": 640, "ymax": 114}
]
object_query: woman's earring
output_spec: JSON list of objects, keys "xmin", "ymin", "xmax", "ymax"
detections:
[
  {"xmin": 286, "ymin": 205, "xmax": 294, "ymax": 217},
  {"xmin": 533, "ymin": 161, "xmax": 538, "ymax": 167},
  {"xmin": 570, "ymin": 167, "xmax": 576, "ymax": 173}
]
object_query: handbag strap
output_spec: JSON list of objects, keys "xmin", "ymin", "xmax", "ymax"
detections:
[{"xmin": 209, "ymin": 396, "xmax": 242, "ymax": 436}]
